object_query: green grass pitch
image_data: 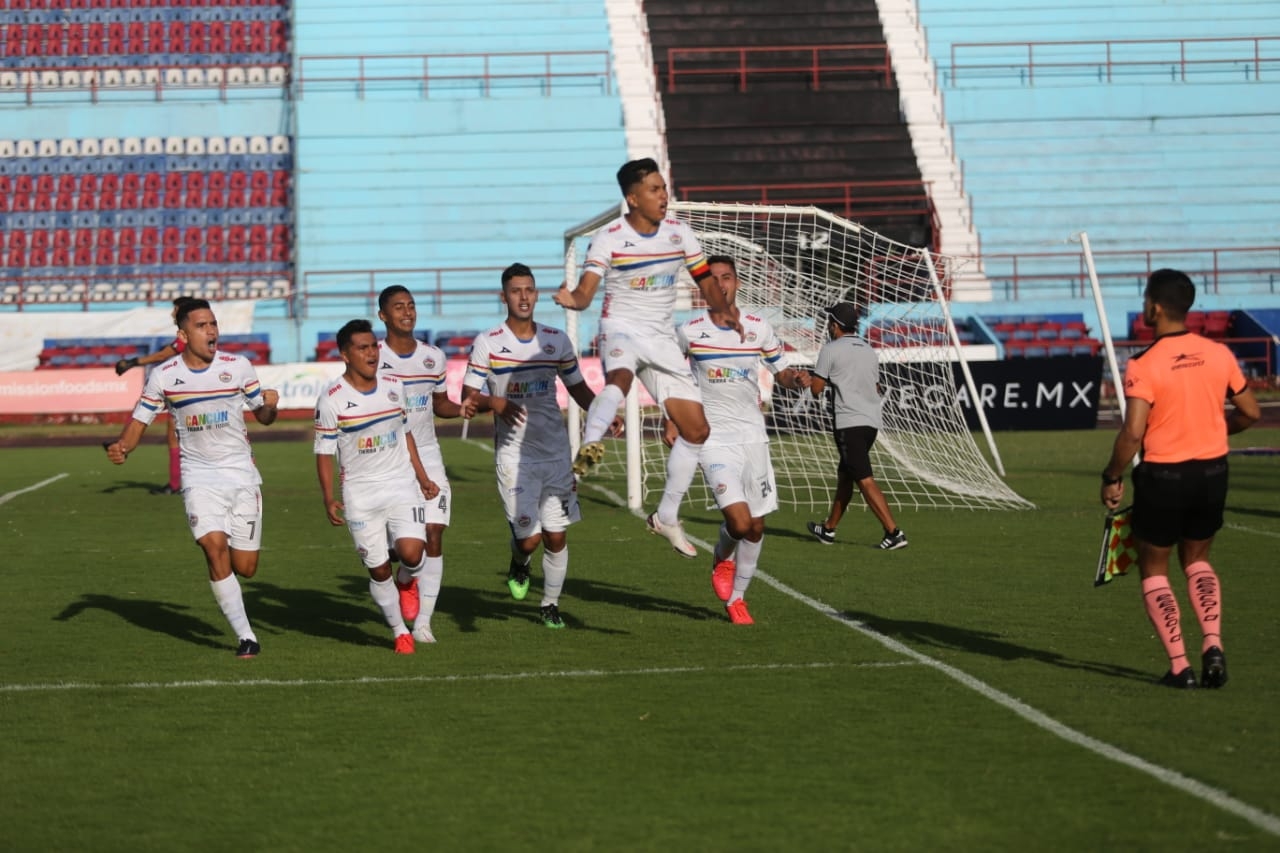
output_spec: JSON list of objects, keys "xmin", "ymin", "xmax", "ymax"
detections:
[{"xmin": 1, "ymin": 428, "xmax": 1278, "ymax": 851}]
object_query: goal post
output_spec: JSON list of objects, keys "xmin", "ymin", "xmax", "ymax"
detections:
[{"xmin": 561, "ymin": 201, "xmax": 1033, "ymax": 512}]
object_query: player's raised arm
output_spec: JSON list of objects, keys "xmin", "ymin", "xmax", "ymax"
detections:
[
  {"xmin": 253, "ymin": 388, "xmax": 280, "ymax": 425},
  {"xmin": 553, "ymin": 270, "xmax": 602, "ymax": 311}
]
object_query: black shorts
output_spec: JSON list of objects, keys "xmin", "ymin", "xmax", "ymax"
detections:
[
  {"xmin": 1131, "ymin": 456, "xmax": 1229, "ymax": 548},
  {"xmin": 834, "ymin": 425, "xmax": 878, "ymax": 481}
]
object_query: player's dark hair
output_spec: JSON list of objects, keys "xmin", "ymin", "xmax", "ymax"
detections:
[
  {"xmin": 377, "ymin": 284, "xmax": 411, "ymax": 314},
  {"xmin": 706, "ymin": 255, "xmax": 737, "ymax": 273},
  {"xmin": 617, "ymin": 158, "xmax": 661, "ymax": 195},
  {"xmin": 337, "ymin": 318, "xmax": 374, "ymax": 351},
  {"xmin": 170, "ymin": 296, "xmax": 198, "ymax": 325},
  {"xmin": 1145, "ymin": 268, "xmax": 1195, "ymax": 320},
  {"xmin": 501, "ymin": 262, "xmax": 535, "ymax": 289},
  {"xmin": 174, "ymin": 298, "xmax": 211, "ymax": 327}
]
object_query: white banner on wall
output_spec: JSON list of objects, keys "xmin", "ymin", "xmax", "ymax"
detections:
[{"xmin": 0, "ymin": 302, "xmax": 258, "ymax": 373}]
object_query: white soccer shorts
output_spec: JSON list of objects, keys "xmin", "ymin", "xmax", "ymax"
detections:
[
  {"xmin": 344, "ymin": 485, "xmax": 428, "ymax": 569},
  {"xmin": 496, "ymin": 459, "xmax": 581, "ymax": 538},
  {"xmin": 599, "ymin": 322, "xmax": 701, "ymax": 408},
  {"xmin": 184, "ymin": 485, "xmax": 263, "ymax": 551},
  {"xmin": 700, "ymin": 442, "xmax": 778, "ymax": 518}
]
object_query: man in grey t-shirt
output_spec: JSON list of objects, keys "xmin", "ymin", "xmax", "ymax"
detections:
[{"xmin": 805, "ymin": 302, "xmax": 908, "ymax": 550}]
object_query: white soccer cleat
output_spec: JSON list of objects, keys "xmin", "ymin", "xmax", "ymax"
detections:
[
  {"xmin": 411, "ymin": 625, "xmax": 436, "ymax": 644},
  {"xmin": 646, "ymin": 512, "xmax": 697, "ymax": 559}
]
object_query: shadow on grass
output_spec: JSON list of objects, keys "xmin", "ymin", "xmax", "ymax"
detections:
[
  {"xmin": 101, "ymin": 480, "xmax": 171, "ymax": 495},
  {"xmin": 245, "ymin": 581, "xmax": 388, "ymax": 648},
  {"xmin": 53, "ymin": 594, "xmax": 226, "ymax": 650},
  {"xmin": 838, "ymin": 609, "xmax": 1153, "ymax": 683},
  {"xmin": 569, "ymin": 576, "xmax": 722, "ymax": 623},
  {"xmin": 1228, "ymin": 506, "xmax": 1280, "ymax": 521}
]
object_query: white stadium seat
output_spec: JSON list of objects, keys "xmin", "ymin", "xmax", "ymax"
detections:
[
  {"xmin": 248, "ymin": 135, "xmax": 268, "ymax": 154},
  {"xmin": 122, "ymin": 137, "xmax": 142, "ymax": 155},
  {"xmin": 80, "ymin": 138, "xmax": 101, "ymax": 156},
  {"xmin": 58, "ymin": 139, "xmax": 79, "ymax": 156},
  {"xmin": 270, "ymin": 135, "xmax": 290, "ymax": 154},
  {"xmin": 0, "ymin": 140, "xmax": 15, "ymax": 158},
  {"xmin": 142, "ymin": 136, "xmax": 163, "ymax": 154},
  {"xmin": 38, "ymin": 138, "xmax": 57, "ymax": 156},
  {"xmin": 228, "ymin": 136, "xmax": 248, "ymax": 154},
  {"xmin": 206, "ymin": 136, "xmax": 227, "ymax": 155},
  {"xmin": 185, "ymin": 137, "xmax": 205, "ymax": 155},
  {"xmin": 164, "ymin": 137, "xmax": 184, "ymax": 155}
]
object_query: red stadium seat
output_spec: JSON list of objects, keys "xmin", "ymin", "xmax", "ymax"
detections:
[
  {"xmin": 226, "ymin": 225, "xmax": 245, "ymax": 244},
  {"xmin": 162, "ymin": 226, "xmax": 181, "ymax": 246},
  {"xmin": 30, "ymin": 230, "xmax": 49, "ymax": 250},
  {"xmin": 140, "ymin": 226, "xmax": 159, "ymax": 247},
  {"xmin": 248, "ymin": 224, "xmax": 267, "ymax": 244},
  {"xmin": 206, "ymin": 226, "xmax": 223, "ymax": 245},
  {"xmin": 75, "ymin": 229, "xmax": 94, "ymax": 249},
  {"xmin": 96, "ymin": 228, "xmax": 114, "ymax": 246},
  {"xmin": 205, "ymin": 243, "xmax": 225, "ymax": 262},
  {"xmin": 143, "ymin": 172, "xmax": 162, "ymax": 192},
  {"xmin": 95, "ymin": 245, "xmax": 114, "ymax": 265},
  {"xmin": 118, "ymin": 228, "xmax": 136, "ymax": 246}
]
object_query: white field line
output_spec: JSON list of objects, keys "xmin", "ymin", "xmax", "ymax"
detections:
[
  {"xmin": 0, "ymin": 660, "xmax": 911, "ymax": 694},
  {"xmin": 0, "ymin": 473, "xmax": 67, "ymax": 507},
  {"xmin": 1225, "ymin": 523, "xmax": 1280, "ymax": 539},
  {"xmin": 581, "ymin": 485, "xmax": 1280, "ymax": 838}
]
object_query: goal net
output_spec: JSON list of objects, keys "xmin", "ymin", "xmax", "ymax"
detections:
[{"xmin": 562, "ymin": 201, "xmax": 1033, "ymax": 512}]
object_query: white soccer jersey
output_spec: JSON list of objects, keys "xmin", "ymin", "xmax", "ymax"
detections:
[
  {"xmin": 132, "ymin": 351, "xmax": 266, "ymax": 488},
  {"xmin": 313, "ymin": 375, "xmax": 418, "ymax": 507},
  {"xmin": 678, "ymin": 311, "xmax": 790, "ymax": 447},
  {"xmin": 464, "ymin": 321, "xmax": 584, "ymax": 466},
  {"xmin": 584, "ymin": 215, "xmax": 709, "ymax": 331},
  {"xmin": 377, "ymin": 339, "xmax": 448, "ymax": 459}
]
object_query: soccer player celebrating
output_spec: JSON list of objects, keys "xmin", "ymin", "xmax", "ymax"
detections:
[
  {"xmin": 675, "ymin": 256, "xmax": 809, "ymax": 625},
  {"xmin": 115, "ymin": 295, "xmax": 198, "ymax": 495},
  {"xmin": 553, "ymin": 157, "xmax": 742, "ymax": 559},
  {"xmin": 1099, "ymin": 269, "xmax": 1259, "ymax": 688},
  {"xmin": 464, "ymin": 263, "xmax": 619, "ymax": 629},
  {"xmin": 315, "ymin": 319, "xmax": 442, "ymax": 653},
  {"xmin": 104, "ymin": 299, "xmax": 280, "ymax": 658},
  {"xmin": 376, "ymin": 285, "xmax": 475, "ymax": 641}
]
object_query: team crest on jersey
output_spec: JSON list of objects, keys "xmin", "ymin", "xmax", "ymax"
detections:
[
  {"xmin": 715, "ymin": 484, "xmax": 727, "ymax": 495},
  {"xmin": 669, "ymin": 234, "xmax": 682, "ymax": 245},
  {"xmin": 218, "ymin": 371, "xmax": 232, "ymax": 383},
  {"xmin": 610, "ymin": 348, "xmax": 623, "ymax": 358},
  {"xmin": 543, "ymin": 344, "xmax": 555, "ymax": 354},
  {"xmin": 518, "ymin": 515, "xmax": 532, "ymax": 528},
  {"xmin": 746, "ymin": 332, "xmax": 758, "ymax": 343},
  {"xmin": 387, "ymin": 391, "xmax": 399, "ymax": 403},
  {"xmin": 187, "ymin": 513, "xmax": 198, "ymax": 527},
  {"xmin": 356, "ymin": 545, "xmax": 368, "ymax": 559},
  {"xmin": 423, "ymin": 357, "xmax": 436, "ymax": 369}
]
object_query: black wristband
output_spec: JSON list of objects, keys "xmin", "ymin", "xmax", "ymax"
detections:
[{"xmin": 1101, "ymin": 471, "xmax": 1123, "ymax": 486}]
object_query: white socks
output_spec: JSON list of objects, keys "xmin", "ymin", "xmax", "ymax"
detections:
[
  {"xmin": 414, "ymin": 554, "xmax": 443, "ymax": 631},
  {"xmin": 210, "ymin": 575, "xmax": 255, "ymax": 641},
  {"xmin": 657, "ymin": 436, "xmax": 701, "ymax": 526},
  {"xmin": 731, "ymin": 536, "xmax": 763, "ymax": 604},
  {"xmin": 541, "ymin": 546, "xmax": 568, "ymax": 607},
  {"xmin": 369, "ymin": 576, "xmax": 408, "ymax": 635},
  {"xmin": 582, "ymin": 383, "xmax": 625, "ymax": 444}
]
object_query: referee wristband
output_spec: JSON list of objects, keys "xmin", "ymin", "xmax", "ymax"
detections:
[{"xmin": 1101, "ymin": 471, "xmax": 1123, "ymax": 486}]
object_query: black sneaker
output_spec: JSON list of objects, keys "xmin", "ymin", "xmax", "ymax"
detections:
[
  {"xmin": 150, "ymin": 484, "xmax": 180, "ymax": 496},
  {"xmin": 507, "ymin": 559, "xmax": 531, "ymax": 601},
  {"xmin": 1201, "ymin": 646, "xmax": 1228, "ymax": 689},
  {"xmin": 540, "ymin": 603, "xmax": 565, "ymax": 629},
  {"xmin": 235, "ymin": 638, "xmax": 260, "ymax": 659},
  {"xmin": 1157, "ymin": 667, "xmax": 1197, "ymax": 689},
  {"xmin": 806, "ymin": 521, "xmax": 836, "ymax": 545},
  {"xmin": 878, "ymin": 528, "xmax": 909, "ymax": 550}
]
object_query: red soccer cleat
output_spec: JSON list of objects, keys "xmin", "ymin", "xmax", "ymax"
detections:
[
  {"xmin": 393, "ymin": 632, "xmax": 415, "ymax": 655},
  {"xmin": 711, "ymin": 558, "xmax": 735, "ymax": 602},
  {"xmin": 396, "ymin": 576, "xmax": 420, "ymax": 623},
  {"xmin": 725, "ymin": 598, "xmax": 754, "ymax": 626}
]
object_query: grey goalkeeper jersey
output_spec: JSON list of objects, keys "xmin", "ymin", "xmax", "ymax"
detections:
[{"xmin": 813, "ymin": 334, "xmax": 883, "ymax": 430}]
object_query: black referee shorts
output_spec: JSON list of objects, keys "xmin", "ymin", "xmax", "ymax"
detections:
[
  {"xmin": 1131, "ymin": 456, "xmax": 1229, "ymax": 548},
  {"xmin": 834, "ymin": 425, "xmax": 878, "ymax": 481}
]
